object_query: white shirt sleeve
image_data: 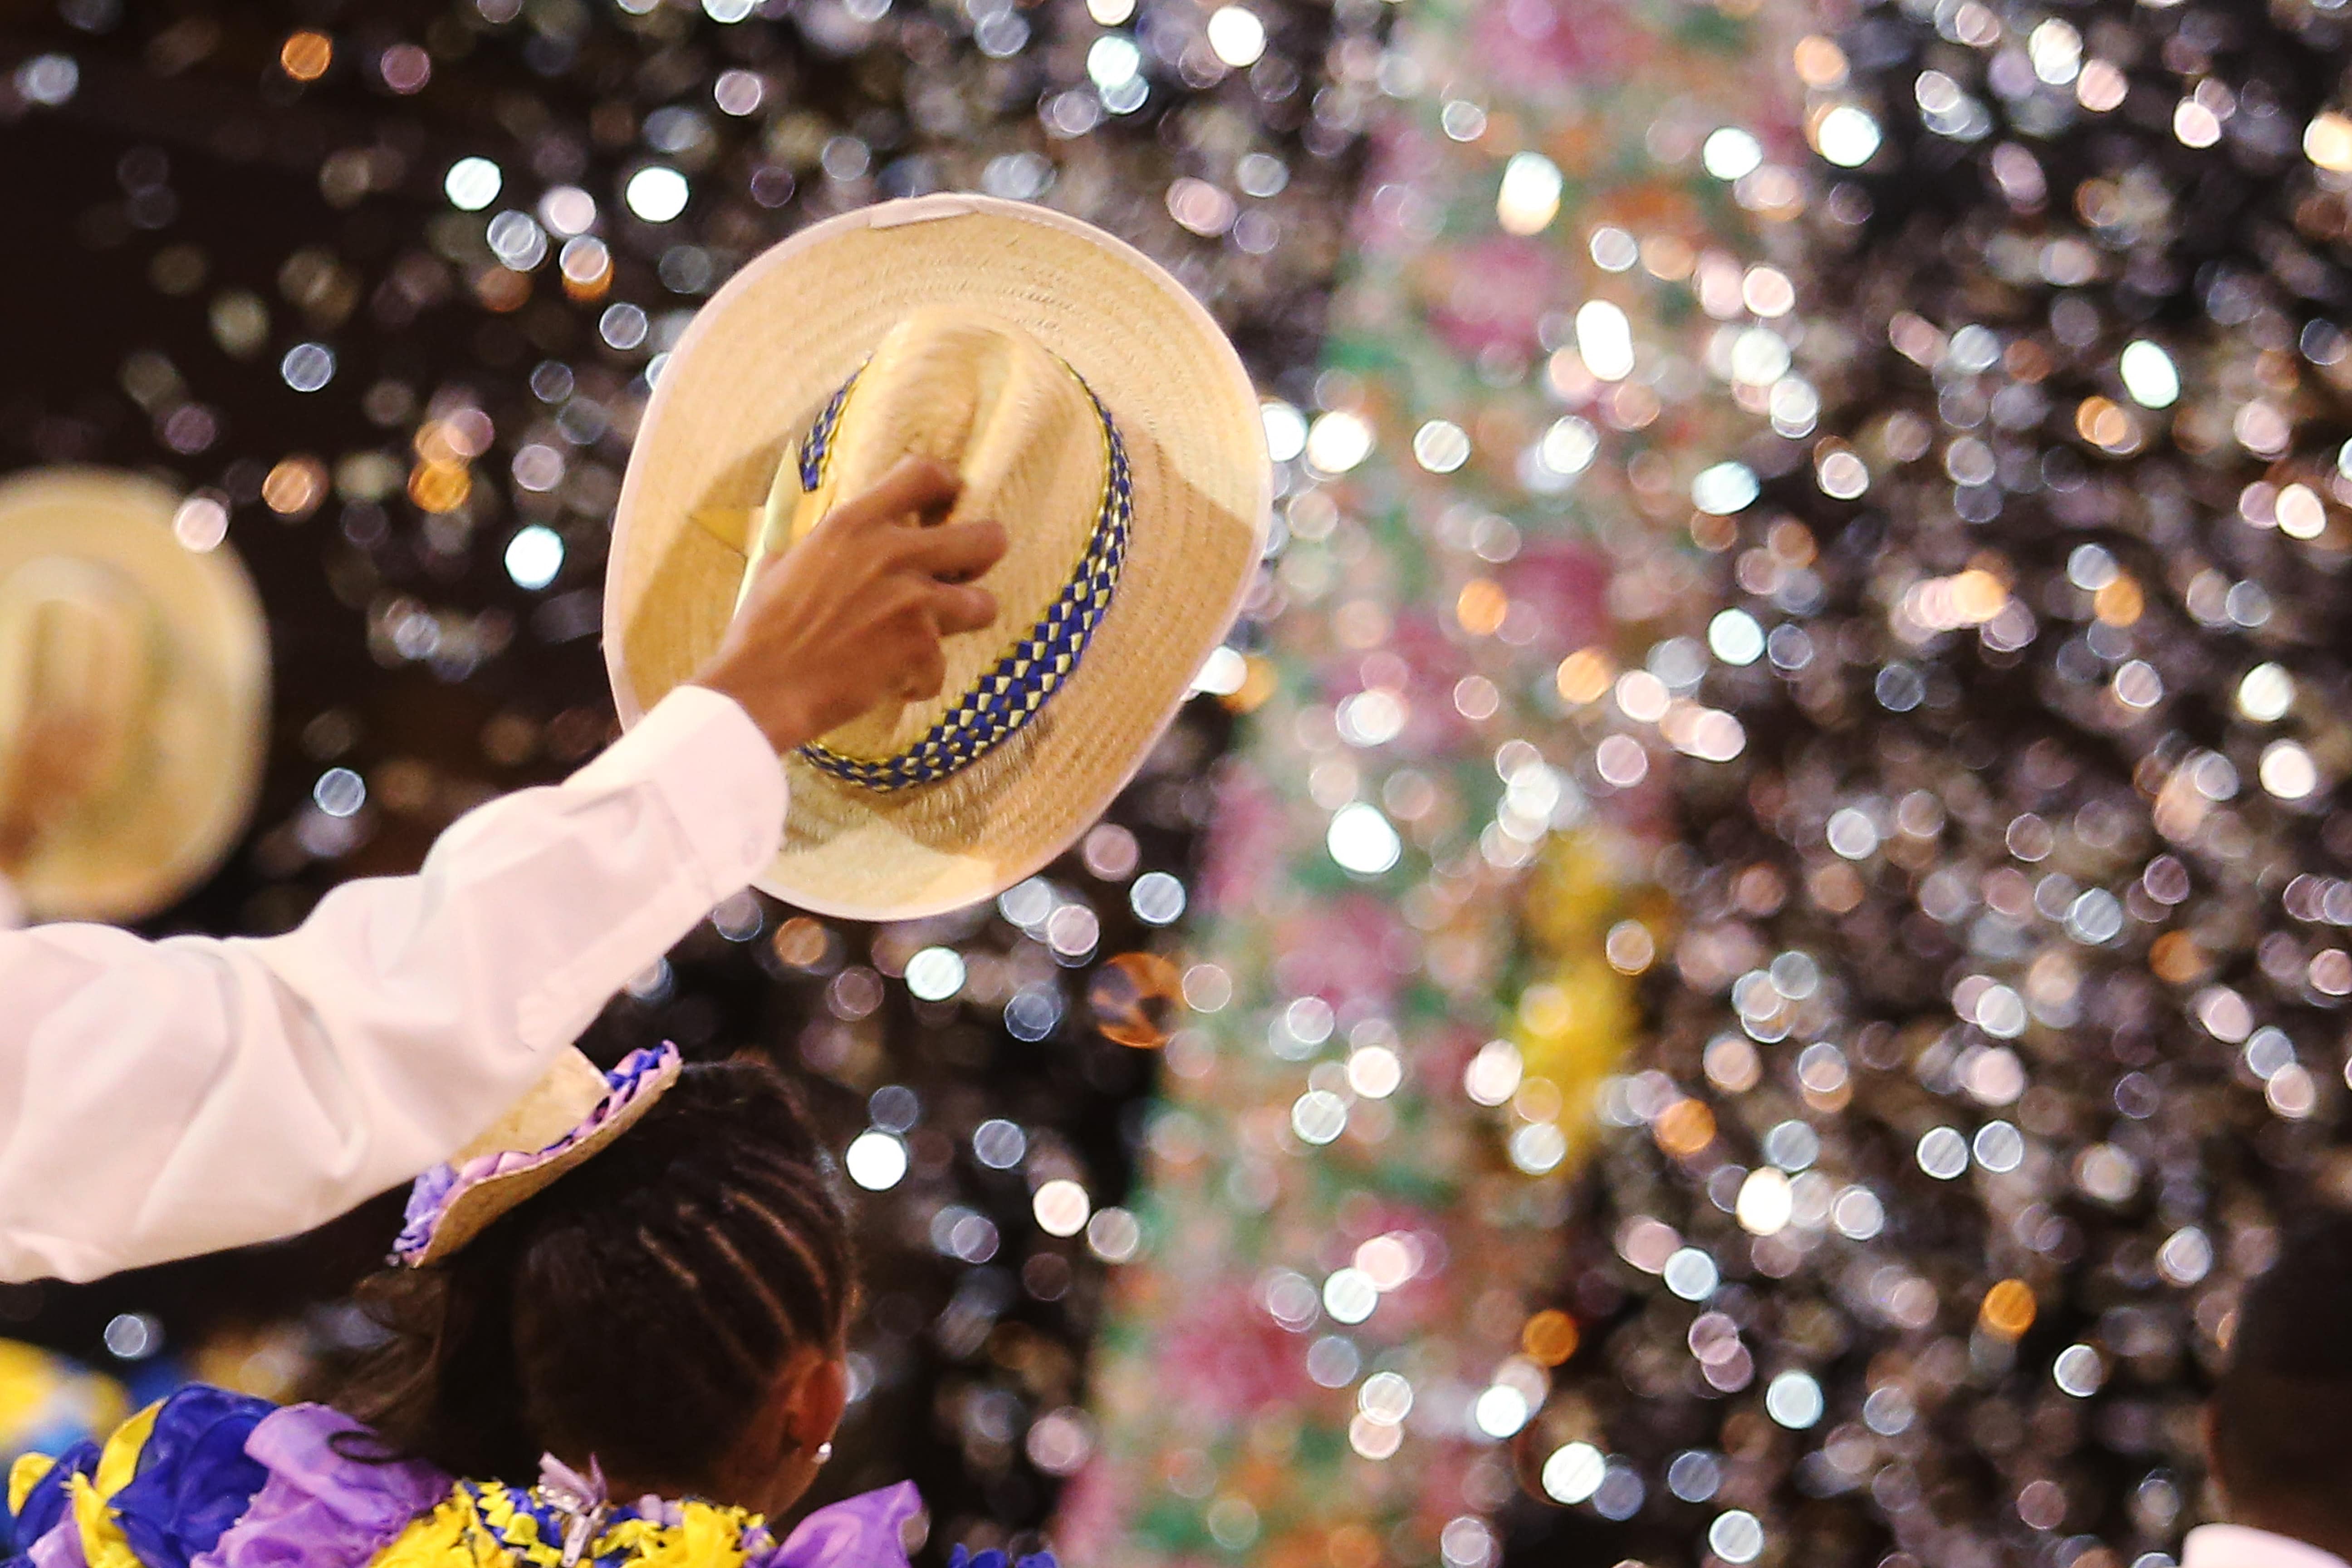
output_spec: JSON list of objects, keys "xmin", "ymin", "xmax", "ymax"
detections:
[{"xmin": 0, "ymin": 684, "xmax": 785, "ymax": 1284}]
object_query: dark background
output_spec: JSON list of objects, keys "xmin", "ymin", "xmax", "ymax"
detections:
[{"xmin": 0, "ymin": 0, "xmax": 1366, "ymax": 1547}]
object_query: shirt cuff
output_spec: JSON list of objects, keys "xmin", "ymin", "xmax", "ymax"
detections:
[{"xmin": 568, "ymin": 685, "xmax": 786, "ymax": 899}]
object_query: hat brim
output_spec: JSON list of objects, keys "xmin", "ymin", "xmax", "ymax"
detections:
[
  {"xmin": 400, "ymin": 1045, "xmax": 683, "ymax": 1267},
  {"xmin": 604, "ymin": 196, "xmax": 1270, "ymax": 921},
  {"xmin": 0, "ymin": 468, "xmax": 270, "ymax": 923}
]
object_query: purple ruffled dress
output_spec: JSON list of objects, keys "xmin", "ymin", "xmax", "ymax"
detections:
[
  {"xmin": 189, "ymin": 1407, "xmax": 449, "ymax": 1568},
  {"xmin": 7, "ymin": 1393, "xmax": 933, "ymax": 1568}
]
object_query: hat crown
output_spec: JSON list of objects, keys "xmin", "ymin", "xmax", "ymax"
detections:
[
  {"xmin": 606, "ymin": 194, "xmax": 1270, "ymax": 920},
  {"xmin": 0, "ymin": 557, "xmax": 155, "ymax": 814},
  {"xmin": 764, "ymin": 306, "xmax": 1108, "ymax": 764},
  {"xmin": 450, "ymin": 1047, "xmax": 612, "ymax": 1166}
]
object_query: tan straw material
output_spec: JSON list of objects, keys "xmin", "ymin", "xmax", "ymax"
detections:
[
  {"xmin": 0, "ymin": 467, "xmax": 269, "ymax": 922},
  {"xmin": 404, "ymin": 1046, "xmax": 681, "ymax": 1267},
  {"xmin": 605, "ymin": 195, "xmax": 1269, "ymax": 920}
]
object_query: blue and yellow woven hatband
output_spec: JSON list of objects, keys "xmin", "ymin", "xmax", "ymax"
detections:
[{"xmin": 789, "ymin": 363, "xmax": 1132, "ymax": 794}]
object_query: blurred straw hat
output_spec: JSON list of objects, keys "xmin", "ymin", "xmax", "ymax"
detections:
[
  {"xmin": 605, "ymin": 195, "xmax": 1269, "ymax": 920},
  {"xmin": 0, "ymin": 467, "xmax": 269, "ymax": 922}
]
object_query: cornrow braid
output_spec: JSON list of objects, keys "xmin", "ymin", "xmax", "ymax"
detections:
[{"xmin": 326, "ymin": 1058, "xmax": 857, "ymax": 1490}]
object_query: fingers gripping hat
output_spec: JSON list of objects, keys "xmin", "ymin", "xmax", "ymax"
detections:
[
  {"xmin": 604, "ymin": 195, "xmax": 1271, "ymax": 921},
  {"xmin": 0, "ymin": 467, "xmax": 269, "ymax": 922}
]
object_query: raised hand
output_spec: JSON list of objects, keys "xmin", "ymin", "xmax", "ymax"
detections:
[{"xmin": 689, "ymin": 456, "xmax": 1007, "ymax": 753}]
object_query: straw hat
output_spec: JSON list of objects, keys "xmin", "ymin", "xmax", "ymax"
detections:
[
  {"xmin": 393, "ymin": 1043, "xmax": 681, "ymax": 1267},
  {"xmin": 604, "ymin": 195, "xmax": 1269, "ymax": 921},
  {"xmin": 0, "ymin": 467, "xmax": 269, "ymax": 922}
]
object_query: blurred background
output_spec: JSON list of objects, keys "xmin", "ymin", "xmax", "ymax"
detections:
[
  {"xmin": 16, "ymin": 1, "xmax": 2352, "ymax": 1566},
  {"xmin": 0, "ymin": 0, "xmax": 1371, "ymax": 1549}
]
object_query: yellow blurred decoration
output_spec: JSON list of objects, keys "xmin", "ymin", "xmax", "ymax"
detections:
[
  {"xmin": 2093, "ymin": 576, "xmax": 2143, "ymax": 627},
  {"xmin": 1980, "ymin": 1278, "xmax": 2037, "ymax": 1340},
  {"xmin": 279, "ymin": 31, "xmax": 333, "ymax": 82},
  {"xmin": 1504, "ymin": 832, "xmax": 1655, "ymax": 1150},
  {"xmin": 562, "ymin": 256, "xmax": 613, "ymax": 303},
  {"xmin": 1514, "ymin": 957, "xmax": 1636, "ymax": 1093},
  {"xmin": 191, "ymin": 1324, "xmax": 312, "ymax": 1402},
  {"xmin": 2307, "ymin": 111, "xmax": 2352, "ymax": 172},
  {"xmin": 1522, "ymin": 1309, "xmax": 1580, "ymax": 1366},
  {"xmin": 1523, "ymin": 829, "xmax": 1624, "ymax": 947},
  {"xmin": 1792, "ymin": 34, "xmax": 1848, "ymax": 87},
  {"xmin": 1653, "ymin": 1098, "xmax": 1715, "ymax": 1157},
  {"xmin": 262, "ymin": 456, "xmax": 328, "ymax": 520},
  {"xmin": 0, "ymin": 1341, "xmax": 128, "ymax": 1462},
  {"xmin": 2075, "ymin": 396, "xmax": 2134, "ymax": 452},
  {"xmin": 772, "ymin": 916, "xmax": 829, "ymax": 969},
  {"xmin": 1517, "ymin": 983, "xmax": 1573, "ymax": 1037},
  {"xmin": 408, "ymin": 461, "xmax": 472, "ymax": 514},
  {"xmin": 1220, "ymin": 655, "xmax": 1278, "ymax": 715},
  {"xmin": 1555, "ymin": 648, "xmax": 1614, "ymax": 705},
  {"xmin": 1455, "ymin": 578, "xmax": 1508, "ymax": 637}
]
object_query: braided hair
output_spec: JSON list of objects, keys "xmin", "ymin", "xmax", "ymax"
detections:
[{"xmin": 326, "ymin": 1057, "xmax": 857, "ymax": 1490}]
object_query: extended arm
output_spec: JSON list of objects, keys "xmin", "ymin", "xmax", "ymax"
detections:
[
  {"xmin": 0, "ymin": 456, "xmax": 1002, "ymax": 1283},
  {"xmin": 0, "ymin": 687, "xmax": 778, "ymax": 1282}
]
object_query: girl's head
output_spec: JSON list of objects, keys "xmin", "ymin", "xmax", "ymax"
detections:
[{"xmin": 333, "ymin": 1057, "xmax": 857, "ymax": 1516}]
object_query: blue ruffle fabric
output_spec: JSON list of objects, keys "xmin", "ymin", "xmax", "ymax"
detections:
[
  {"xmin": 110, "ymin": 1388, "xmax": 272, "ymax": 1568},
  {"xmin": 947, "ymin": 1548, "xmax": 1058, "ymax": 1568},
  {"xmin": 7, "ymin": 1384, "xmax": 1028, "ymax": 1568},
  {"xmin": 3, "ymin": 1389, "xmax": 271, "ymax": 1568},
  {"xmin": 5, "ymin": 1440, "xmax": 97, "ymax": 1561}
]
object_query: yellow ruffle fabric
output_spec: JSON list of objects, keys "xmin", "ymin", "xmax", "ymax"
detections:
[
  {"xmin": 3, "ymin": 1398, "xmax": 167, "ymax": 1568},
  {"xmin": 10, "ymin": 1390, "xmax": 769, "ymax": 1568},
  {"xmin": 9, "ymin": 1452, "xmax": 53, "ymax": 1516},
  {"xmin": 373, "ymin": 1483, "xmax": 765, "ymax": 1568}
]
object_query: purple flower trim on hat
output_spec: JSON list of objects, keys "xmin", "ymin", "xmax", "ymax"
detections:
[{"xmin": 391, "ymin": 1044, "xmax": 682, "ymax": 1265}]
